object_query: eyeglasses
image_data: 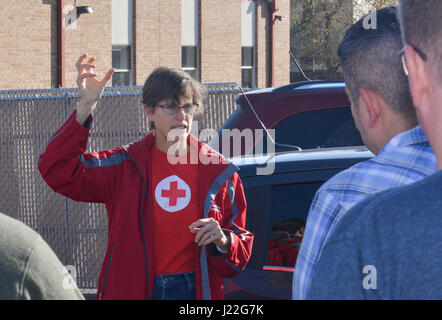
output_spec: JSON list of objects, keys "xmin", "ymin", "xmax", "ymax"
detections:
[
  {"xmin": 156, "ymin": 103, "xmax": 199, "ymax": 115},
  {"xmin": 398, "ymin": 43, "xmax": 428, "ymax": 76}
]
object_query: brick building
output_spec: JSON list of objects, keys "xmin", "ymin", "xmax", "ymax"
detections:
[{"xmin": 0, "ymin": 0, "xmax": 290, "ymax": 90}]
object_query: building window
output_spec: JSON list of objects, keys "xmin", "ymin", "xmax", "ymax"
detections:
[
  {"xmin": 112, "ymin": 0, "xmax": 133, "ymax": 86},
  {"xmin": 241, "ymin": 47, "xmax": 254, "ymax": 88},
  {"xmin": 241, "ymin": 1, "xmax": 255, "ymax": 88},
  {"xmin": 182, "ymin": 0, "xmax": 199, "ymax": 80},
  {"xmin": 112, "ymin": 45, "xmax": 132, "ymax": 86},
  {"xmin": 182, "ymin": 46, "xmax": 198, "ymax": 80}
]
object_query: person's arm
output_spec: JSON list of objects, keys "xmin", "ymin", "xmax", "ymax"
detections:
[
  {"xmin": 20, "ymin": 236, "xmax": 85, "ymax": 300},
  {"xmin": 190, "ymin": 173, "xmax": 254, "ymax": 278},
  {"xmin": 38, "ymin": 54, "xmax": 120, "ymax": 203}
]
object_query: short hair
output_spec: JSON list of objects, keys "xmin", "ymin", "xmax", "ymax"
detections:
[
  {"xmin": 271, "ymin": 218, "xmax": 305, "ymax": 234},
  {"xmin": 338, "ymin": 6, "xmax": 416, "ymax": 123},
  {"xmin": 141, "ymin": 67, "xmax": 207, "ymax": 130},
  {"xmin": 399, "ymin": 0, "xmax": 442, "ymax": 84}
]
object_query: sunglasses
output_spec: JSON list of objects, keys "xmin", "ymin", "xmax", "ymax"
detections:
[{"xmin": 398, "ymin": 43, "xmax": 428, "ymax": 76}]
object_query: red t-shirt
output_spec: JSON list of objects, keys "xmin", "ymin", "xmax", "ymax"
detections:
[{"xmin": 152, "ymin": 146, "xmax": 199, "ymax": 276}]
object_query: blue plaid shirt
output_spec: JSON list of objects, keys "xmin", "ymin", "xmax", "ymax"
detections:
[{"xmin": 292, "ymin": 125, "xmax": 437, "ymax": 300}]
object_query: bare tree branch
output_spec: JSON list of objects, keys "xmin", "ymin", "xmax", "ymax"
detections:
[{"xmin": 290, "ymin": 0, "xmax": 397, "ymax": 80}]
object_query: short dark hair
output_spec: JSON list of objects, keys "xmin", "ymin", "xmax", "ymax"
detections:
[
  {"xmin": 142, "ymin": 67, "xmax": 207, "ymax": 130},
  {"xmin": 338, "ymin": 6, "xmax": 416, "ymax": 123},
  {"xmin": 399, "ymin": 0, "xmax": 442, "ymax": 83},
  {"xmin": 271, "ymin": 218, "xmax": 305, "ymax": 234}
]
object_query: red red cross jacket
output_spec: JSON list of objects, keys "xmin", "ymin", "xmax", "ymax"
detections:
[{"xmin": 38, "ymin": 111, "xmax": 253, "ymax": 300}]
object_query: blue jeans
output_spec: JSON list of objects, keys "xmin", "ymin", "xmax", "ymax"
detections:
[{"xmin": 153, "ymin": 272, "xmax": 196, "ymax": 300}]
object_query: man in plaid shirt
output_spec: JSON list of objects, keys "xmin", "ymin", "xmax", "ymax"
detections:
[{"xmin": 292, "ymin": 7, "xmax": 437, "ymax": 300}]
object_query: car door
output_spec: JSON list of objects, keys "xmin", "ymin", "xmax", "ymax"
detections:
[{"xmin": 224, "ymin": 167, "xmax": 346, "ymax": 300}]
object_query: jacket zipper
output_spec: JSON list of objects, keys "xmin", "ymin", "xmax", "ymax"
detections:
[
  {"xmin": 200, "ymin": 163, "xmax": 239, "ymax": 300},
  {"xmin": 127, "ymin": 152, "xmax": 150, "ymax": 299},
  {"xmin": 98, "ymin": 245, "xmax": 114, "ymax": 300}
]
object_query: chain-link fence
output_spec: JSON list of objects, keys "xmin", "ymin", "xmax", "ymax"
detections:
[{"xmin": 0, "ymin": 83, "xmax": 247, "ymax": 296}]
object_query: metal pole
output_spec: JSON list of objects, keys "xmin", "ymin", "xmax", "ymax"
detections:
[{"xmin": 58, "ymin": 0, "xmax": 66, "ymax": 88}]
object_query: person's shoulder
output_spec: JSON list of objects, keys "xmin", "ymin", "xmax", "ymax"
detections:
[
  {"xmin": 0, "ymin": 213, "xmax": 40, "ymax": 251},
  {"xmin": 359, "ymin": 170, "xmax": 442, "ymax": 219},
  {"xmin": 355, "ymin": 169, "xmax": 442, "ymax": 213},
  {"xmin": 122, "ymin": 131, "xmax": 156, "ymax": 163},
  {"xmin": 318, "ymin": 157, "xmax": 379, "ymax": 194},
  {"xmin": 375, "ymin": 126, "xmax": 436, "ymax": 170},
  {"xmin": 331, "ymin": 170, "xmax": 442, "ymax": 240},
  {"xmin": 123, "ymin": 131, "xmax": 155, "ymax": 152},
  {"xmin": 195, "ymin": 137, "xmax": 230, "ymax": 164},
  {"xmin": 0, "ymin": 213, "xmax": 41, "ymax": 298},
  {"xmin": 0, "ymin": 213, "xmax": 44, "ymax": 273},
  {"xmin": 193, "ymin": 137, "xmax": 235, "ymax": 173},
  {"xmin": 0, "ymin": 213, "xmax": 85, "ymax": 300}
]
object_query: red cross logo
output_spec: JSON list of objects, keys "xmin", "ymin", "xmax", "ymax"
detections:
[
  {"xmin": 161, "ymin": 181, "xmax": 186, "ymax": 206},
  {"xmin": 155, "ymin": 175, "xmax": 191, "ymax": 213}
]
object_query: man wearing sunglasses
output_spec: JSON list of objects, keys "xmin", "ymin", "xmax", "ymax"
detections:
[
  {"xmin": 293, "ymin": 6, "xmax": 436, "ymax": 300},
  {"xmin": 306, "ymin": 1, "xmax": 442, "ymax": 299},
  {"xmin": 38, "ymin": 57, "xmax": 253, "ymax": 300}
]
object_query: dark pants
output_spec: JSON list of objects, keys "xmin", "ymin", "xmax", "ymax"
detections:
[{"xmin": 153, "ymin": 272, "xmax": 196, "ymax": 300}]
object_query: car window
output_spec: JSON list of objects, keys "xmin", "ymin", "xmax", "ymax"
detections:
[
  {"xmin": 265, "ymin": 182, "xmax": 323, "ymax": 269},
  {"xmin": 276, "ymin": 107, "xmax": 363, "ymax": 149},
  {"xmin": 255, "ymin": 108, "xmax": 363, "ymax": 154},
  {"xmin": 243, "ymin": 180, "xmax": 324, "ymax": 270}
]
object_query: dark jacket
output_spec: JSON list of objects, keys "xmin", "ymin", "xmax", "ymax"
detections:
[{"xmin": 0, "ymin": 212, "xmax": 85, "ymax": 300}]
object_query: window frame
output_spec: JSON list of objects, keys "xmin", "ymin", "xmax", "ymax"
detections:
[
  {"xmin": 181, "ymin": 45, "xmax": 199, "ymax": 80},
  {"xmin": 241, "ymin": 46, "xmax": 255, "ymax": 88},
  {"xmin": 112, "ymin": 44, "xmax": 133, "ymax": 86},
  {"xmin": 242, "ymin": 169, "xmax": 344, "ymax": 272}
]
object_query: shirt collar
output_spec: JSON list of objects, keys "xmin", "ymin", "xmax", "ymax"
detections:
[{"xmin": 380, "ymin": 125, "xmax": 428, "ymax": 154}]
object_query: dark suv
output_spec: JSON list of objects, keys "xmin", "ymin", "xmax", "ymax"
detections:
[
  {"xmin": 210, "ymin": 81, "xmax": 363, "ymax": 157},
  {"xmin": 225, "ymin": 146, "xmax": 373, "ymax": 299}
]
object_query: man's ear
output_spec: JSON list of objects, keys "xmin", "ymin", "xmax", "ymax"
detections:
[
  {"xmin": 405, "ymin": 44, "xmax": 430, "ymax": 110},
  {"xmin": 359, "ymin": 88, "xmax": 382, "ymax": 128}
]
